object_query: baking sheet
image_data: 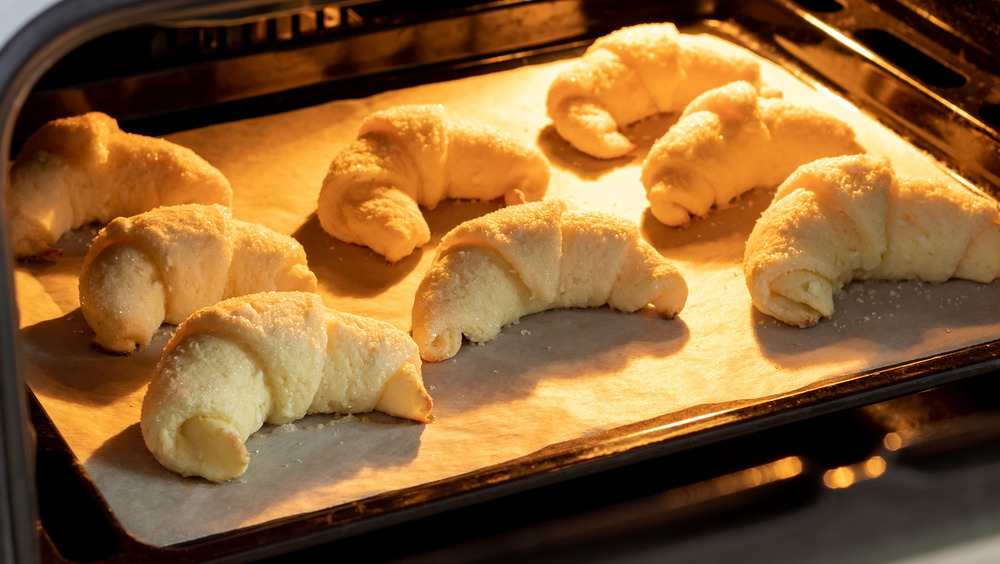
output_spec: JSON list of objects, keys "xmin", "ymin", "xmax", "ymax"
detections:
[{"xmin": 12, "ymin": 30, "xmax": 1000, "ymax": 547}]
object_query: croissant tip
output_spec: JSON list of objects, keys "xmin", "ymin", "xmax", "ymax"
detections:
[{"xmin": 604, "ymin": 143, "xmax": 636, "ymax": 160}]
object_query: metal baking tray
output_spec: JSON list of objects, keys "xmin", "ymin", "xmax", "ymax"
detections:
[{"xmin": 5, "ymin": 0, "xmax": 1000, "ymax": 561}]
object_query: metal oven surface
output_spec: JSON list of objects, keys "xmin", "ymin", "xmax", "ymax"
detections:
[{"xmin": 2, "ymin": 0, "xmax": 1000, "ymax": 562}]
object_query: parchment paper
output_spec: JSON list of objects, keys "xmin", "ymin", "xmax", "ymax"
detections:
[{"xmin": 13, "ymin": 33, "xmax": 1000, "ymax": 547}]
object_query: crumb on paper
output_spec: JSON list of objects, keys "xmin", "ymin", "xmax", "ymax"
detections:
[{"xmin": 303, "ymin": 413, "xmax": 360, "ymax": 431}]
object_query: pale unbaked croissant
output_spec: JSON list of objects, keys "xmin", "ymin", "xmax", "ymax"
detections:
[
  {"xmin": 641, "ymin": 81, "xmax": 864, "ymax": 227},
  {"xmin": 79, "ymin": 204, "xmax": 317, "ymax": 354},
  {"xmin": 141, "ymin": 291, "xmax": 433, "ymax": 482},
  {"xmin": 411, "ymin": 200, "xmax": 688, "ymax": 362},
  {"xmin": 317, "ymin": 104, "xmax": 551, "ymax": 263},
  {"xmin": 7, "ymin": 112, "xmax": 232, "ymax": 259},
  {"xmin": 546, "ymin": 23, "xmax": 763, "ymax": 159},
  {"xmin": 744, "ymin": 154, "xmax": 1000, "ymax": 327}
]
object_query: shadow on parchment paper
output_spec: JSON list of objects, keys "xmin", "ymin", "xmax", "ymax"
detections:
[
  {"xmin": 293, "ymin": 213, "xmax": 421, "ymax": 296},
  {"xmin": 54, "ymin": 223, "xmax": 103, "ymax": 258},
  {"xmin": 19, "ymin": 309, "xmax": 168, "ymax": 407},
  {"xmin": 92, "ymin": 414, "xmax": 425, "ymax": 499},
  {"xmin": 89, "ymin": 423, "xmax": 174, "ymax": 483},
  {"xmin": 639, "ymin": 185, "xmax": 774, "ymax": 263},
  {"xmin": 624, "ymin": 112, "xmax": 683, "ymax": 161},
  {"xmin": 422, "ymin": 198, "xmax": 503, "ymax": 235},
  {"xmin": 751, "ymin": 278, "xmax": 1000, "ymax": 365},
  {"xmin": 15, "ymin": 226, "xmax": 94, "ymax": 282},
  {"xmin": 536, "ymin": 113, "xmax": 681, "ymax": 181},
  {"xmin": 244, "ymin": 412, "xmax": 426, "ymax": 490},
  {"xmin": 422, "ymin": 306, "xmax": 690, "ymax": 414},
  {"xmin": 536, "ymin": 125, "xmax": 635, "ymax": 179},
  {"xmin": 294, "ymin": 200, "xmax": 505, "ymax": 297}
]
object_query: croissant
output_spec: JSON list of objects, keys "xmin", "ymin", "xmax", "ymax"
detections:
[
  {"xmin": 79, "ymin": 204, "xmax": 317, "ymax": 354},
  {"xmin": 744, "ymin": 154, "xmax": 1000, "ymax": 327},
  {"xmin": 317, "ymin": 104, "xmax": 551, "ymax": 263},
  {"xmin": 411, "ymin": 200, "xmax": 688, "ymax": 361},
  {"xmin": 641, "ymin": 81, "xmax": 864, "ymax": 227},
  {"xmin": 141, "ymin": 291, "xmax": 433, "ymax": 482},
  {"xmin": 7, "ymin": 112, "xmax": 232, "ymax": 259},
  {"xmin": 546, "ymin": 23, "xmax": 763, "ymax": 159}
]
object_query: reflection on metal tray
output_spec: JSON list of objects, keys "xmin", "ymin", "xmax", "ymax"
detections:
[{"xmin": 8, "ymin": 0, "xmax": 1000, "ymax": 561}]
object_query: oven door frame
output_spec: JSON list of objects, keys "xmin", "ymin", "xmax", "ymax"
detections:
[{"xmin": 3, "ymin": 0, "xmax": 1000, "ymax": 561}]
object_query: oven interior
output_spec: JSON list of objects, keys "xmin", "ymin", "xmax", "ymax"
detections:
[{"xmin": 3, "ymin": 0, "xmax": 1000, "ymax": 562}]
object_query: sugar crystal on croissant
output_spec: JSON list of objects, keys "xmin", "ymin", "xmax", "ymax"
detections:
[
  {"xmin": 744, "ymin": 154, "xmax": 1000, "ymax": 327},
  {"xmin": 411, "ymin": 200, "xmax": 688, "ymax": 361},
  {"xmin": 7, "ymin": 112, "xmax": 232, "ymax": 259},
  {"xmin": 141, "ymin": 291, "xmax": 433, "ymax": 482},
  {"xmin": 317, "ymin": 104, "xmax": 550, "ymax": 263}
]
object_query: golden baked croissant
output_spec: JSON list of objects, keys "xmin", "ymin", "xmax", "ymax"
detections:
[
  {"xmin": 79, "ymin": 204, "xmax": 317, "ymax": 354},
  {"xmin": 141, "ymin": 291, "xmax": 433, "ymax": 482},
  {"xmin": 744, "ymin": 154, "xmax": 1000, "ymax": 327},
  {"xmin": 7, "ymin": 112, "xmax": 232, "ymax": 259},
  {"xmin": 411, "ymin": 200, "xmax": 688, "ymax": 361},
  {"xmin": 546, "ymin": 23, "xmax": 763, "ymax": 159},
  {"xmin": 641, "ymin": 81, "xmax": 864, "ymax": 227},
  {"xmin": 317, "ymin": 104, "xmax": 551, "ymax": 263}
]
